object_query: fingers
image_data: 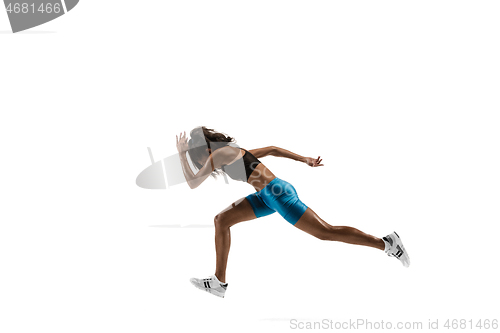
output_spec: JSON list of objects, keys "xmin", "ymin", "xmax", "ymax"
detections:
[
  {"xmin": 176, "ymin": 132, "xmax": 187, "ymax": 144},
  {"xmin": 176, "ymin": 132, "xmax": 185, "ymax": 145},
  {"xmin": 306, "ymin": 156, "xmax": 324, "ymax": 167}
]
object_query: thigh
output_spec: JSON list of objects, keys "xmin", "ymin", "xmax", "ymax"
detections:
[
  {"xmin": 293, "ymin": 207, "xmax": 333, "ymax": 239},
  {"xmin": 246, "ymin": 192, "xmax": 276, "ymax": 219},
  {"xmin": 216, "ymin": 197, "xmax": 260, "ymax": 228}
]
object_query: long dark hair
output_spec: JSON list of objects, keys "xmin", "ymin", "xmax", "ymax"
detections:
[{"xmin": 188, "ymin": 126, "xmax": 236, "ymax": 178}]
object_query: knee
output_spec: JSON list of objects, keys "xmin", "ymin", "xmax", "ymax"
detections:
[{"xmin": 214, "ymin": 214, "xmax": 228, "ymax": 230}]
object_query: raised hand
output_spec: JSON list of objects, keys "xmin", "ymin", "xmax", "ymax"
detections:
[
  {"xmin": 305, "ymin": 156, "xmax": 324, "ymax": 167},
  {"xmin": 176, "ymin": 131, "xmax": 189, "ymax": 153}
]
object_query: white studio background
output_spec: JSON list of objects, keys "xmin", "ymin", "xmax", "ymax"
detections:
[{"xmin": 1, "ymin": 1, "xmax": 499, "ymax": 333}]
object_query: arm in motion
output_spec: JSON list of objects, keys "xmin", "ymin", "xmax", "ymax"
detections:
[
  {"xmin": 178, "ymin": 150, "xmax": 214, "ymax": 189},
  {"xmin": 249, "ymin": 146, "xmax": 323, "ymax": 167},
  {"xmin": 176, "ymin": 132, "xmax": 235, "ymax": 189}
]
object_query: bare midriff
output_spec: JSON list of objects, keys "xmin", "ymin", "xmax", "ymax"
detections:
[{"xmin": 247, "ymin": 163, "xmax": 276, "ymax": 192}]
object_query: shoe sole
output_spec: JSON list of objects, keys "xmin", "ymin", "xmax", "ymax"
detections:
[{"xmin": 393, "ymin": 232, "xmax": 410, "ymax": 268}]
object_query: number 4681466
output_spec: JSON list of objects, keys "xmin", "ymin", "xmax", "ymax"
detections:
[{"xmin": 6, "ymin": 3, "xmax": 62, "ymax": 14}]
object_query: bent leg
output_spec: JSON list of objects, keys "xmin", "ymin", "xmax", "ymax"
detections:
[
  {"xmin": 294, "ymin": 208, "xmax": 385, "ymax": 250},
  {"xmin": 214, "ymin": 197, "xmax": 259, "ymax": 283}
]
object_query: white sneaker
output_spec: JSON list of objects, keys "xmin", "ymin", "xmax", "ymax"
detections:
[
  {"xmin": 190, "ymin": 275, "xmax": 228, "ymax": 298},
  {"xmin": 383, "ymin": 232, "xmax": 410, "ymax": 267}
]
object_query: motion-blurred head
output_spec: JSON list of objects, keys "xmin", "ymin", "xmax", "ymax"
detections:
[{"xmin": 187, "ymin": 126, "xmax": 236, "ymax": 177}]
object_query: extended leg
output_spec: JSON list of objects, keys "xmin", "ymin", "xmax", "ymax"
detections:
[{"xmin": 294, "ymin": 208, "xmax": 385, "ymax": 250}]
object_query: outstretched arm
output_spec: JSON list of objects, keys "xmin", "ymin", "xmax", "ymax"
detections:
[{"xmin": 249, "ymin": 146, "xmax": 323, "ymax": 167}]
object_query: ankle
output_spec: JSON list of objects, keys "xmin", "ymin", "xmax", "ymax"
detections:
[
  {"xmin": 380, "ymin": 237, "xmax": 389, "ymax": 251},
  {"xmin": 215, "ymin": 273, "xmax": 226, "ymax": 284}
]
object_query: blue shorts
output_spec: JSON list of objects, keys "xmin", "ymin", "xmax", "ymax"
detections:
[{"xmin": 245, "ymin": 178, "xmax": 308, "ymax": 225}]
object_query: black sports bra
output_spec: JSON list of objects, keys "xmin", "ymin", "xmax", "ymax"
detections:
[{"xmin": 221, "ymin": 149, "xmax": 261, "ymax": 182}]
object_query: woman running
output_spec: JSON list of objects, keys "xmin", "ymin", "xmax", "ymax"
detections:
[{"xmin": 176, "ymin": 126, "xmax": 410, "ymax": 298}]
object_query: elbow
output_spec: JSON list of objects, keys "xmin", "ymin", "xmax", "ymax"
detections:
[
  {"xmin": 187, "ymin": 180, "xmax": 197, "ymax": 189},
  {"xmin": 270, "ymin": 146, "xmax": 279, "ymax": 156}
]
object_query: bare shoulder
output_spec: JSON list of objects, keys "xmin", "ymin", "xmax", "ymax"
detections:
[{"xmin": 211, "ymin": 145, "xmax": 242, "ymax": 167}]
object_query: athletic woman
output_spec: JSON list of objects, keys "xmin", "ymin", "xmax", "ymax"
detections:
[{"xmin": 176, "ymin": 127, "xmax": 410, "ymax": 298}]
